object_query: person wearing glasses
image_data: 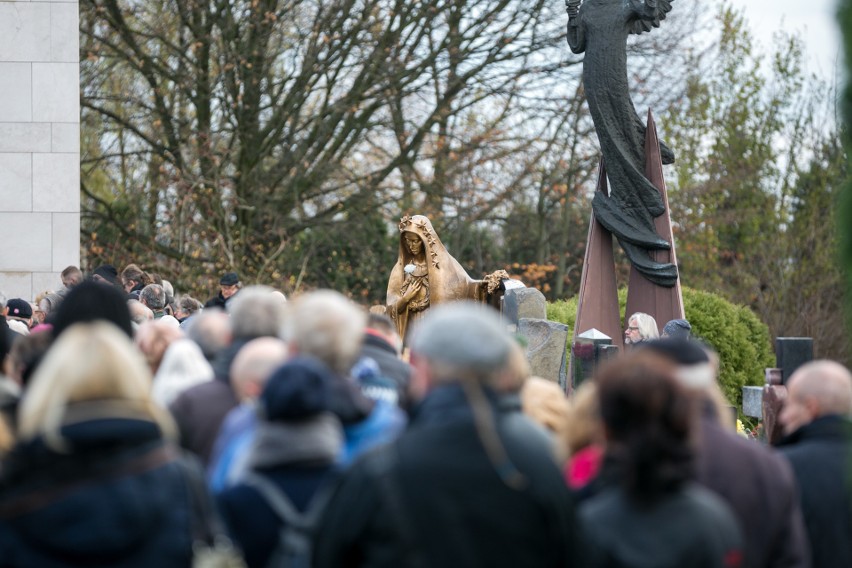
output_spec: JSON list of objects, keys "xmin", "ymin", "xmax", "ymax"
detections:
[{"xmin": 624, "ymin": 312, "xmax": 659, "ymax": 347}]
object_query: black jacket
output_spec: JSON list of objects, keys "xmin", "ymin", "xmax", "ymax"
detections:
[
  {"xmin": 696, "ymin": 407, "xmax": 809, "ymax": 568},
  {"xmin": 314, "ymin": 383, "xmax": 580, "ymax": 568},
  {"xmin": 359, "ymin": 333, "xmax": 412, "ymax": 406},
  {"xmin": 360, "ymin": 334, "xmax": 411, "ymax": 388},
  {"xmin": 0, "ymin": 418, "xmax": 193, "ymax": 567},
  {"xmin": 778, "ymin": 415, "xmax": 852, "ymax": 568},
  {"xmin": 581, "ymin": 484, "xmax": 743, "ymax": 568},
  {"xmin": 169, "ymin": 340, "xmax": 246, "ymax": 464}
]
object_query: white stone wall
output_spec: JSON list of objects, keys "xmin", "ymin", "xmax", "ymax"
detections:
[{"xmin": 0, "ymin": 0, "xmax": 80, "ymax": 302}]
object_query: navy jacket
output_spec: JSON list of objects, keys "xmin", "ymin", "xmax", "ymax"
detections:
[
  {"xmin": 0, "ymin": 418, "xmax": 193, "ymax": 568},
  {"xmin": 779, "ymin": 415, "xmax": 852, "ymax": 568}
]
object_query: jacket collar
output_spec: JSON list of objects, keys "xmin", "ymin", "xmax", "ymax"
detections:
[
  {"xmin": 411, "ymin": 382, "xmax": 502, "ymax": 426},
  {"xmin": 362, "ymin": 331, "xmax": 398, "ymax": 355},
  {"xmin": 778, "ymin": 414, "xmax": 852, "ymax": 447}
]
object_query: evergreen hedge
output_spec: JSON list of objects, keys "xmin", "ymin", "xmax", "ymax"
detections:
[{"xmin": 546, "ymin": 287, "xmax": 775, "ymax": 408}]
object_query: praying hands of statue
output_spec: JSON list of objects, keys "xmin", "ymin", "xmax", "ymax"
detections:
[{"xmin": 400, "ymin": 279, "xmax": 423, "ymax": 305}]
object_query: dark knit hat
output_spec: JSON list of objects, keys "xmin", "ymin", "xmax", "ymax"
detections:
[
  {"xmin": 92, "ymin": 264, "xmax": 119, "ymax": 286},
  {"xmin": 662, "ymin": 318, "xmax": 692, "ymax": 340},
  {"xmin": 219, "ymin": 272, "xmax": 240, "ymax": 286},
  {"xmin": 51, "ymin": 281, "xmax": 133, "ymax": 339},
  {"xmin": 642, "ymin": 338, "xmax": 709, "ymax": 366},
  {"xmin": 7, "ymin": 299, "xmax": 33, "ymax": 319},
  {"xmin": 260, "ymin": 357, "xmax": 335, "ymax": 422}
]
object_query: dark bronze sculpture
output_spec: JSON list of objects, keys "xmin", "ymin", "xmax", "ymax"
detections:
[{"xmin": 567, "ymin": 0, "xmax": 678, "ymax": 287}]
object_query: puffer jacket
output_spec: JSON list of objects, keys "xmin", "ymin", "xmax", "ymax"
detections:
[{"xmin": 0, "ymin": 415, "xmax": 195, "ymax": 567}]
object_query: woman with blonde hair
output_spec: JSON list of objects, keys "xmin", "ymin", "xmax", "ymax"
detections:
[{"xmin": 0, "ymin": 322, "xmax": 208, "ymax": 567}]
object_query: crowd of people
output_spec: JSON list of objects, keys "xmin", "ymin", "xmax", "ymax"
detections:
[{"xmin": 0, "ymin": 263, "xmax": 849, "ymax": 567}]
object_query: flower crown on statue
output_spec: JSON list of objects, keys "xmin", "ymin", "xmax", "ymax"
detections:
[{"xmin": 398, "ymin": 215, "xmax": 441, "ymax": 269}]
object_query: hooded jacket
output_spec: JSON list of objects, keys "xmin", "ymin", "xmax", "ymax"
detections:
[{"xmin": 0, "ymin": 417, "xmax": 193, "ymax": 567}]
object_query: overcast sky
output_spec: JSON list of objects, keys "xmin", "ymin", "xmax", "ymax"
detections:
[{"xmin": 729, "ymin": 0, "xmax": 843, "ymax": 81}]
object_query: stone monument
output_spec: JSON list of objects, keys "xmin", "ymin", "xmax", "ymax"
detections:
[
  {"xmin": 566, "ymin": 0, "xmax": 684, "ymax": 364},
  {"xmin": 0, "ymin": 0, "xmax": 80, "ymax": 300}
]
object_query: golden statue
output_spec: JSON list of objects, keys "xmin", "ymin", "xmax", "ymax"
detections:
[{"xmin": 386, "ymin": 215, "xmax": 513, "ymax": 343}]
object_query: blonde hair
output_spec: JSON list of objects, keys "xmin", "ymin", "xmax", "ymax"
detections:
[
  {"xmin": 521, "ymin": 377, "xmax": 571, "ymax": 464},
  {"xmin": 18, "ymin": 322, "xmax": 175, "ymax": 450},
  {"xmin": 565, "ymin": 381, "xmax": 603, "ymax": 455}
]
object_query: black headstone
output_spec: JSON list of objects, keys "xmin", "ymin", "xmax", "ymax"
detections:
[{"xmin": 775, "ymin": 337, "xmax": 813, "ymax": 385}]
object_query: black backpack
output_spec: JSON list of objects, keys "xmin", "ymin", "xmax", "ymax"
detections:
[{"xmin": 241, "ymin": 472, "xmax": 334, "ymax": 568}]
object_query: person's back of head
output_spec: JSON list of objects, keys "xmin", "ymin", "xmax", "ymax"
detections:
[
  {"xmin": 120, "ymin": 263, "xmax": 150, "ymax": 291},
  {"xmin": 230, "ymin": 337, "xmax": 289, "ymax": 401},
  {"xmin": 595, "ymin": 351, "xmax": 695, "ymax": 504},
  {"xmin": 152, "ymin": 339, "xmax": 215, "ymax": 406},
  {"xmin": 186, "ymin": 309, "xmax": 232, "ymax": 361},
  {"xmin": 177, "ymin": 296, "xmax": 203, "ymax": 320},
  {"xmin": 409, "ymin": 301, "xmax": 513, "ymax": 389},
  {"xmin": 662, "ymin": 319, "xmax": 692, "ymax": 340},
  {"xmin": 61, "ymin": 266, "xmax": 83, "ymax": 288},
  {"xmin": 642, "ymin": 339, "xmax": 733, "ymax": 429},
  {"xmin": 257, "ymin": 356, "xmax": 344, "ymax": 464},
  {"xmin": 565, "ymin": 380, "xmax": 602, "ymax": 456},
  {"xmin": 52, "ymin": 281, "xmax": 134, "ymax": 339},
  {"xmin": 127, "ymin": 299, "xmax": 154, "ymax": 325},
  {"xmin": 140, "ymin": 284, "xmax": 166, "ymax": 312},
  {"xmin": 5, "ymin": 330, "xmax": 53, "ymax": 388},
  {"xmin": 282, "ymin": 290, "xmax": 366, "ymax": 376},
  {"xmin": 19, "ymin": 322, "xmax": 174, "ymax": 449},
  {"xmin": 521, "ymin": 377, "xmax": 570, "ymax": 462},
  {"xmin": 228, "ymin": 286, "xmax": 287, "ymax": 341},
  {"xmin": 135, "ymin": 319, "xmax": 184, "ymax": 374},
  {"xmin": 91, "ymin": 264, "xmax": 120, "ymax": 287},
  {"xmin": 780, "ymin": 360, "xmax": 852, "ymax": 436}
]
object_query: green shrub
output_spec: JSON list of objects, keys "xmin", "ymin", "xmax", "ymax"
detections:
[{"xmin": 547, "ymin": 287, "xmax": 774, "ymax": 408}]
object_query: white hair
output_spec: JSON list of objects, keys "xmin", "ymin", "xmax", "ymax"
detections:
[{"xmin": 628, "ymin": 312, "xmax": 659, "ymax": 341}]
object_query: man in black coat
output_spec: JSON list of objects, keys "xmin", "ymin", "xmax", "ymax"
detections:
[
  {"xmin": 644, "ymin": 340, "xmax": 810, "ymax": 568},
  {"xmin": 205, "ymin": 272, "xmax": 241, "ymax": 310},
  {"xmin": 314, "ymin": 302, "xmax": 581, "ymax": 568},
  {"xmin": 778, "ymin": 360, "xmax": 852, "ymax": 568}
]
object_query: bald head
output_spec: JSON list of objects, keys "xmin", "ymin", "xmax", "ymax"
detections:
[
  {"xmin": 780, "ymin": 360, "xmax": 852, "ymax": 435},
  {"xmin": 230, "ymin": 337, "xmax": 289, "ymax": 401}
]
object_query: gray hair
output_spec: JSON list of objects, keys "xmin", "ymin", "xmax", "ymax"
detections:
[
  {"xmin": 0, "ymin": 290, "xmax": 6, "ymax": 310},
  {"xmin": 228, "ymin": 286, "xmax": 287, "ymax": 340},
  {"xmin": 127, "ymin": 299, "xmax": 154, "ymax": 325},
  {"xmin": 628, "ymin": 312, "xmax": 659, "ymax": 341},
  {"xmin": 410, "ymin": 302, "xmax": 513, "ymax": 384},
  {"xmin": 140, "ymin": 284, "xmax": 166, "ymax": 311},
  {"xmin": 186, "ymin": 309, "xmax": 232, "ymax": 360},
  {"xmin": 281, "ymin": 290, "xmax": 366, "ymax": 376}
]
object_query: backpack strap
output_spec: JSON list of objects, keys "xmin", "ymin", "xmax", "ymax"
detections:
[
  {"xmin": 241, "ymin": 471, "xmax": 336, "ymax": 530},
  {"xmin": 242, "ymin": 471, "xmax": 303, "ymax": 527}
]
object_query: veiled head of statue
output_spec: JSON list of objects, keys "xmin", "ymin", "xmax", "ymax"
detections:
[{"xmin": 403, "ymin": 232, "xmax": 423, "ymax": 255}]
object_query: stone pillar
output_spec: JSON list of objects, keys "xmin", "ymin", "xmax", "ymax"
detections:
[{"xmin": 0, "ymin": 0, "xmax": 80, "ymax": 301}]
